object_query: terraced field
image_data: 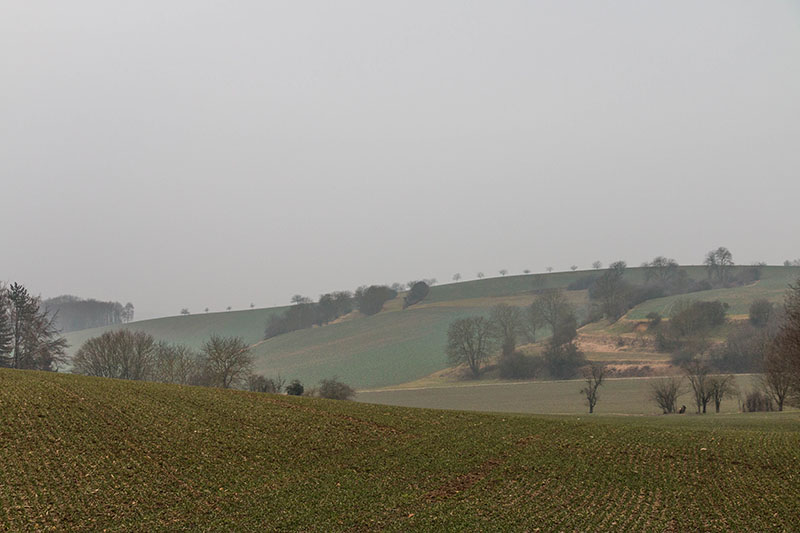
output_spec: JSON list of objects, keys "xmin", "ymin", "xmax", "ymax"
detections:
[{"xmin": 1, "ymin": 369, "xmax": 799, "ymax": 531}]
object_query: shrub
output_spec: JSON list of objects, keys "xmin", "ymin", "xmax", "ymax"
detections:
[
  {"xmin": 646, "ymin": 312, "xmax": 662, "ymax": 327},
  {"xmin": 743, "ymin": 390, "xmax": 774, "ymax": 412},
  {"xmin": 543, "ymin": 343, "xmax": 587, "ymax": 380},
  {"xmin": 710, "ymin": 324, "xmax": 768, "ymax": 373},
  {"xmin": 669, "ymin": 300, "xmax": 727, "ymax": 338},
  {"xmin": 248, "ymin": 374, "xmax": 285, "ymax": 393},
  {"xmin": 355, "ymin": 285, "xmax": 398, "ymax": 316},
  {"xmin": 567, "ymin": 275, "xmax": 597, "ymax": 291},
  {"xmin": 498, "ymin": 352, "xmax": 542, "ymax": 380},
  {"xmin": 749, "ymin": 299, "xmax": 773, "ymax": 328},
  {"xmin": 286, "ymin": 380, "xmax": 304, "ymax": 396},
  {"xmin": 655, "ymin": 332, "xmax": 678, "ymax": 353},
  {"xmin": 670, "ymin": 349, "xmax": 696, "ymax": 368},
  {"xmin": 317, "ymin": 377, "xmax": 356, "ymax": 400},
  {"xmin": 403, "ymin": 281, "xmax": 430, "ymax": 309}
]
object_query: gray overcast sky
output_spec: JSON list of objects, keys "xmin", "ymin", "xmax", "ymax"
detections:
[{"xmin": 2, "ymin": 1, "xmax": 800, "ymax": 319}]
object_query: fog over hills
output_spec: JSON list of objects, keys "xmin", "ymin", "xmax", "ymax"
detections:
[{"xmin": 3, "ymin": 1, "xmax": 799, "ymax": 319}]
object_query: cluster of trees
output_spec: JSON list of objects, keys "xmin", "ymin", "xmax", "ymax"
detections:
[
  {"xmin": 446, "ymin": 289, "xmax": 587, "ymax": 381},
  {"xmin": 784, "ymin": 259, "xmax": 800, "ymax": 267},
  {"xmin": 72, "ymin": 331, "xmax": 254, "ymax": 388},
  {"xmin": 265, "ymin": 285, "xmax": 401, "ymax": 340},
  {"xmin": 562, "ymin": 249, "xmax": 763, "ymax": 325},
  {"xmin": 265, "ymin": 291, "xmax": 355, "ymax": 339},
  {"xmin": 403, "ymin": 281, "xmax": 430, "ymax": 309},
  {"xmin": 706, "ymin": 299, "xmax": 779, "ymax": 373},
  {"xmin": 72, "ymin": 329, "xmax": 358, "ymax": 400},
  {"xmin": 0, "ymin": 283, "xmax": 67, "ymax": 371},
  {"xmin": 652, "ymin": 299, "xmax": 729, "ymax": 354},
  {"xmin": 391, "ymin": 279, "xmax": 436, "ymax": 292},
  {"xmin": 651, "ymin": 280, "xmax": 800, "ymax": 414},
  {"xmin": 44, "ymin": 295, "xmax": 134, "ymax": 332}
]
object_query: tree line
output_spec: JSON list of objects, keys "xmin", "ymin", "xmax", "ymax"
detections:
[
  {"xmin": 43, "ymin": 295, "xmax": 134, "ymax": 333},
  {"xmin": 70, "ymin": 329, "xmax": 356, "ymax": 400},
  {"xmin": 264, "ymin": 282, "xmax": 430, "ymax": 340}
]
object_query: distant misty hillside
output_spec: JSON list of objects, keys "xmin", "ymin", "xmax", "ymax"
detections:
[{"xmin": 44, "ymin": 295, "xmax": 134, "ymax": 333}]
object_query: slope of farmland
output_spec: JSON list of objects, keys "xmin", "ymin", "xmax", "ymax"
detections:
[
  {"xmin": 627, "ymin": 265, "xmax": 800, "ymax": 319},
  {"xmin": 356, "ymin": 374, "xmax": 765, "ymax": 415},
  {"xmin": 62, "ymin": 266, "xmax": 799, "ymax": 389},
  {"xmin": 247, "ymin": 289, "xmax": 589, "ymax": 389},
  {"xmin": 2, "ymin": 369, "xmax": 799, "ymax": 532},
  {"xmin": 63, "ymin": 306, "xmax": 288, "ymax": 354}
]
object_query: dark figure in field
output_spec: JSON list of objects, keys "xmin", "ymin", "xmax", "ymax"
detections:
[{"xmin": 678, "ymin": 405, "xmax": 686, "ymax": 414}]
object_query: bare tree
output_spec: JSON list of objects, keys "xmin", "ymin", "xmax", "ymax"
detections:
[
  {"xmin": 476, "ymin": 272, "xmax": 485, "ymax": 279},
  {"xmin": 73, "ymin": 330, "xmax": 157, "ymax": 381},
  {"xmin": 580, "ymin": 363, "xmax": 606, "ymax": 413},
  {"xmin": 153, "ymin": 342, "xmax": 199, "ymax": 385},
  {"xmin": 452, "ymin": 273, "xmax": 462, "ymax": 282},
  {"xmin": 546, "ymin": 267, "xmax": 554, "ymax": 273},
  {"xmin": 708, "ymin": 374, "xmax": 736, "ymax": 413},
  {"xmin": 644, "ymin": 256, "xmax": 679, "ymax": 284},
  {"xmin": 761, "ymin": 348, "xmax": 793, "ymax": 411},
  {"xmin": 704, "ymin": 247, "xmax": 734, "ymax": 285},
  {"xmin": 683, "ymin": 359, "xmax": 713, "ymax": 413},
  {"xmin": 530, "ymin": 289, "xmax": 573, "ymax": 333},
  {"xmin": 650, "ymin": 377, "xmax": 683, "ymax": 414},
  {"xmin": 446, "ymin": 317, "xmax": 495, "ymax": 378},
  {"xmin": 592, "ymin": 261, "xmax": 630, "ymax": 322},
  {"xmin": 499, "ymin": 269, "xmax": 508, "ymax": 276},
  {"xmin": 770, "ymin": 280, "xmax": 800, "ymax": 406},
  {"xmin": 592, "ymin": 261, "xmax": 603, "ymax": 270},
  {"xmin": 525, "ymin": 302, "xmax": 544, "ymax": 344},
  {"xmin": 570, "ymin": 265, "xmax": 578, "ymax": 271},
  {"xmin": 201, "ymin": 335, "xmax": 253, "ymax": 389},
  {"xmin": 180, "ymin": 308, "xmax": 190, "ymax": 315},
  {"xmin": 490, "ymin": 304, "xmax": 524, "ymax": 357},
  {"xmin": 122, "ymin": 302, "xmax": 135, "ymax": 323}
]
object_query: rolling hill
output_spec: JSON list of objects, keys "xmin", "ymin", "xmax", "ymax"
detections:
[
  {"xmin": 63, "ymin": 266, "xmax": 800, "ymax": 389},
  {"xmin": 2, "ymin": 369, "xmax": 799, "ymax": 531}
]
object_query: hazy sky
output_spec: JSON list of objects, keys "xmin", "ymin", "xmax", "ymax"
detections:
[{"xmin": 3, "ymin": 1, "xmax": 800, "ymax": 319}]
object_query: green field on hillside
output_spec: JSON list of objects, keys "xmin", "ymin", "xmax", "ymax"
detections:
[
  {"xmin": 63, "ymin": 306, "xmax": 288, "ymax": 354},
  {"xmin": 627, "ymin": 266, "xmax": 800, "ymax": 319},
  {"xmin": 1, "ymin": 370, "xmax": 798, "ymax": 531},
  {"xmin": 357, "ymin": 375, "xmax": 764, "ymax": 415},
  {"xmin": 63, "ymin": 266, "xmax": 799, "ymax": 389}
]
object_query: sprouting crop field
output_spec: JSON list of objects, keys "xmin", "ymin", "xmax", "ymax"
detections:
[
  {"xmin": 1, "ymin": 369, "xmax": 799, "ymax": 531},
  {"xmin": 357, "ymin": 375, "xmax": 765, "ymax": 415}
]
